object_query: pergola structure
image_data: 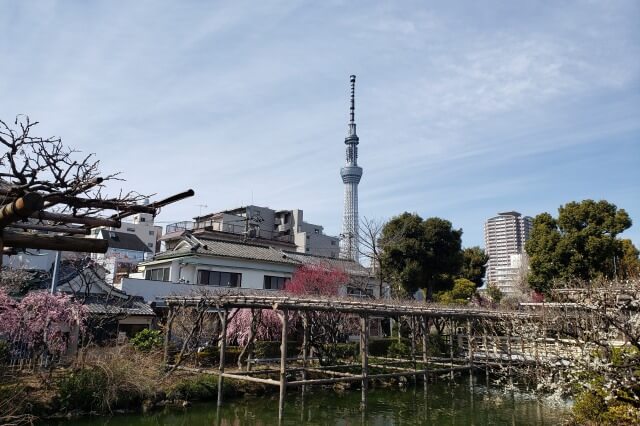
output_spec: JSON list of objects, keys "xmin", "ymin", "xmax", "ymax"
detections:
[
  {"xmin": 163, "ymin": 293, "xmax": 545, "ymax": 421},
  {"xmin": 0, "ymin": 188, "xmax": 194, "ymax": 261},
  {"xmin": 0, "ymin": 116, "xmax": 195, "ymax": 261}
]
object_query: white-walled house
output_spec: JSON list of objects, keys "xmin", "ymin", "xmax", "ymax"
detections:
[{"xmin": 118, "ymin": 234, "xmax": 379, "ymax": 303}]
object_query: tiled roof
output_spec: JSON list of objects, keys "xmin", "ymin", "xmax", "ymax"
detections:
[
  {"xmin": 153, "ymin": 238, "xmax": 299, "ymax": 265},
  {"xmin": 151, "ymin": 237, "xmax": 372, "ymax": 278},
  {"xmin": 82, "ymin": 295, "xmax": 155, "ymax": 316},
  {"xmin": 282, "ymin": 252, "xmax": 372, "ymax": 277},
  {"xmin": 99, "ymin": 230, "xmax": 152, "ymax": 253}
]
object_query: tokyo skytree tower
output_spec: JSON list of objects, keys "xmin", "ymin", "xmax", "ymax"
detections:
[{"xmin": 340, "ymin": 75, "xmax": 363, "ymax": 261}]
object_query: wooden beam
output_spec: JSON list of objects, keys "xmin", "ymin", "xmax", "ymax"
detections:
[
  {"xmin": 286, "ymin": 366, "xmax": 472, "ymax": 387},
  {"xmin": 47, "ymin": 196, "xmax": 157, "ymax": 214},
  {"xmin": 1, "ymin": 230, "xmax": 108, "ymax": 253},
  {"xmin": 30, "ymin": 211, "xmax": 121, "ymax": 228},
  {"xmin": 221, "ymin": 373, "xmax": 280, "ymax": 386},
  {"xmin": 42, "ymin": 177, "xmax": 104, "ymax": 209},
  {"xmin": 111, "ymin": 189, "xmax": 195, "ymax": 221},
  {"xmin": 304, "ymin": 368, "xmax": 360, "ymax": 378},
  {"xmin": 0, "ymin": 193, "xmax": 44, "ymax": 228},
  {"xmin": 7, "ymin": 223, "xmax": 90, "ymax": 235}
]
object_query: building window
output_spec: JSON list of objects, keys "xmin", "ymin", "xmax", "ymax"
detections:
[
  {"xmin": 149, "ymin": 230, "xmax": 155, "ymax": 235},
  {"xmin": 145, "ymin": 267, "xmax": 170, "ymax": 281},
  {"xmin": 331, "ymin": 240, "xmax": 336, "ymax": 246},
  {"xmin": 126, "ymin": 227, "xmax": 135, "ymax": 232},
  {"xmin": 140, "ymin": 217, "xmax": 146, "ymax": 222},
  {"xmin": 147, "ymin": 243, "xmax": 153, "ymax": 248},
  {"xmin": 264, "ymin": 275, "xmax": 289, "ymax": 290},
  {"xmin": 197, "ymin": 270, "xmax": 241, "ymax": 287},
  {"xmin": 314, "ymin": 229, "xmax": 319, "ymax": 234},
  {"xmin": 347, "ymin": 287, "xmax": 373, "ymax": 298}
]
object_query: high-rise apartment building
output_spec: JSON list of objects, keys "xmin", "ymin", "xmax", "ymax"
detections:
[{"xmin": 484, "ymin": 211, "xmax": 533, "ymax": 294}]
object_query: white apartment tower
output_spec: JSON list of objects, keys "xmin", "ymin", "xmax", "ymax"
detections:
[
  {"xmin": 484, "ymin": 211, "xmax": 533, "ymax": 293},
  {"xmin": 340, "ymin": 75, "xmax": 363, "ymax": 261}
]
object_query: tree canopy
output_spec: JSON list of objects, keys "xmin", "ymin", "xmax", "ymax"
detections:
[
  {"xmin": 526, "ymin": 199, "xmax": 634, "ymax": 292},
  {"xmin": 379, "ymin": 213, "xmax": 462, "ymax": 301},
  {"xmin": 435, "ymin": 278, "xmax": 477, "ymax": 305},
  {"xmin": 460, "ymin": 246, "xmax": 489, "ymax": 287}
]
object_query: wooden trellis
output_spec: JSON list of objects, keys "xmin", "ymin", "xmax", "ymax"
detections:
[{"xmin": 163, "ymin": 293, "xmax": 555, "ymax": 421}]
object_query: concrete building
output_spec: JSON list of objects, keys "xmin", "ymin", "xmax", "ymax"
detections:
[
  {"xmin": 484, "ymin": 211, "xmax": 532, "ymax": 294},
  {"xmin": 90, "ymin": 230, "xmax": 152, "ymax": 285},
  {"xmin": 90, "ymin": 209, "xmax": 163, "ymax": 254},
  {"xmin": 162, "ymin": 205, "xmax": 340, "ymax": 258},
  {"xmin": 494, "ymin": 254, "xmax": 528, "ymax": 295},
  {"xmin": 119, "ymin": 234, "xmax": 377, "ymax": 303},
  {"xmin": 340, "ymin": 75, "xmax": 363, "ymax": 261}
]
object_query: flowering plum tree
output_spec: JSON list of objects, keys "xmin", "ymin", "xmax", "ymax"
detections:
[
  {"xmin": 286, "ymin": 265, "xmax": 359, "ymax": 364},
  {"xmin": 225, "ymin": 265, "xmax": 355, "ymax": 367},
  {"xmin": 0, "ymin": 288, "xmax": 87, "ymax": 357},
  {"xmin": 285, "ymin": 264, "xmax": 347, "ymax": 296}
]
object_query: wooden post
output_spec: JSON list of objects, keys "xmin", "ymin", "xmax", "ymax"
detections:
[
  {"xmin": 217, "ymin": 308, "xmax": 228, "ymax": 407},
  {"xmin": 449, "ymin": 317, "xmax": 455, "ymax": 380},
  {"xmin": 410, "ymin": 316, "xmax": 417, "ymax": 383},
  {"xmin": 483, "ymin": 325, "xmax": 490, "ymax": 382},
  {"xmin": 302, "ymin": 311, "xmax": 310, "ymax": 394},
  {"xmin": 467, "ymin": 319, "xmax": 474, "ymax": 371},
  {"xmin": 421, "ymin": 316, "xmax": 429, "ymax": 391},
  {"xmin": 360, "ymin": 314, "xmax": 369, "ymax": 408},
  {"xmin": 278, "ymin": 309, "xmax": 288, "ymax": 422},
  {"xmin": 534, "ymin": 325, "xmax": 540, "ymax": 383},
  {"xmin": 163, "ymin": 306, "xmax": 175, "ymax": 365},
  {"xmin": 507, "ymin": 326, "xmax": 513, "ymax": 387}
]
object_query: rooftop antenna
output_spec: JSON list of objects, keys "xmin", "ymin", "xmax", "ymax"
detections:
[{"xmin": 197, "ymin": 204, "xmax": 208, "ymax": 217}]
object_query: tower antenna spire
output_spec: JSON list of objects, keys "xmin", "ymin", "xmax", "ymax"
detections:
[{"xmin": 349, "ymin": 74, "xmax": 356, "ymax": 123}]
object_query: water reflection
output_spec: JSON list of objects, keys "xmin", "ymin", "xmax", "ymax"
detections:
[{"xmin": 50, "ymin": 377, "xmax": 570, "ymax": 426}]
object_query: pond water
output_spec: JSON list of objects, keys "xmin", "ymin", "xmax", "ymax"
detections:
[{"xmin": 48, "ymin": 377, "xmax": 570, "ymax": 425}]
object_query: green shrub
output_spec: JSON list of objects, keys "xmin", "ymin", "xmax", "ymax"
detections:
[
  {"xmin": 58, "ymin": 368, "xmax": 109, "ymax": 412},
  {"xmin": 573, "ymin": 389, "xmax": 608, "ymax": 424},
  {"xmin": 425, "ymin": 334, "xmax": 448, "ymax": 357},
  {"xmin": 196, "ymin": 346, "xmax": 244, "ymax": 366},
  {"xmin": 130, "ymin": 329, "xmax": 162, "ymax": 352},
  {"xmin": 368, "ymin": 338, "xmax": 394, "ymax": 356},
  {"xmin": 168, "ymin": 375, "xmax": 240, "ymax": 401},
  {"xmin": 387, "ymin": 339, "xmax": 411, "ymax": 358},
  {"xmin": 253, "ymin": 341, "xmax": 299, "ymax": 359},
  {"xmin": 168, "ymin": 374, "xmax": 218, "ymax": 401},
  {"xmin": 333, "ymin": 342, "xmax": 358, "ymax": 361},
  {"xmin": 572, "ymin": 384, "xmax": 640, "ymax": 425}
]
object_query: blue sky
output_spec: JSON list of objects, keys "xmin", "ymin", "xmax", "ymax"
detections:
[{"xmin": 1, "ymin": 1, "xmax": 639, "ymax": 248}]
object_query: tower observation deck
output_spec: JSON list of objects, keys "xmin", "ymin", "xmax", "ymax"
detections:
[{"xmin": 340, "ymin": 75, "xmax": 363, "ymax": 261}]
